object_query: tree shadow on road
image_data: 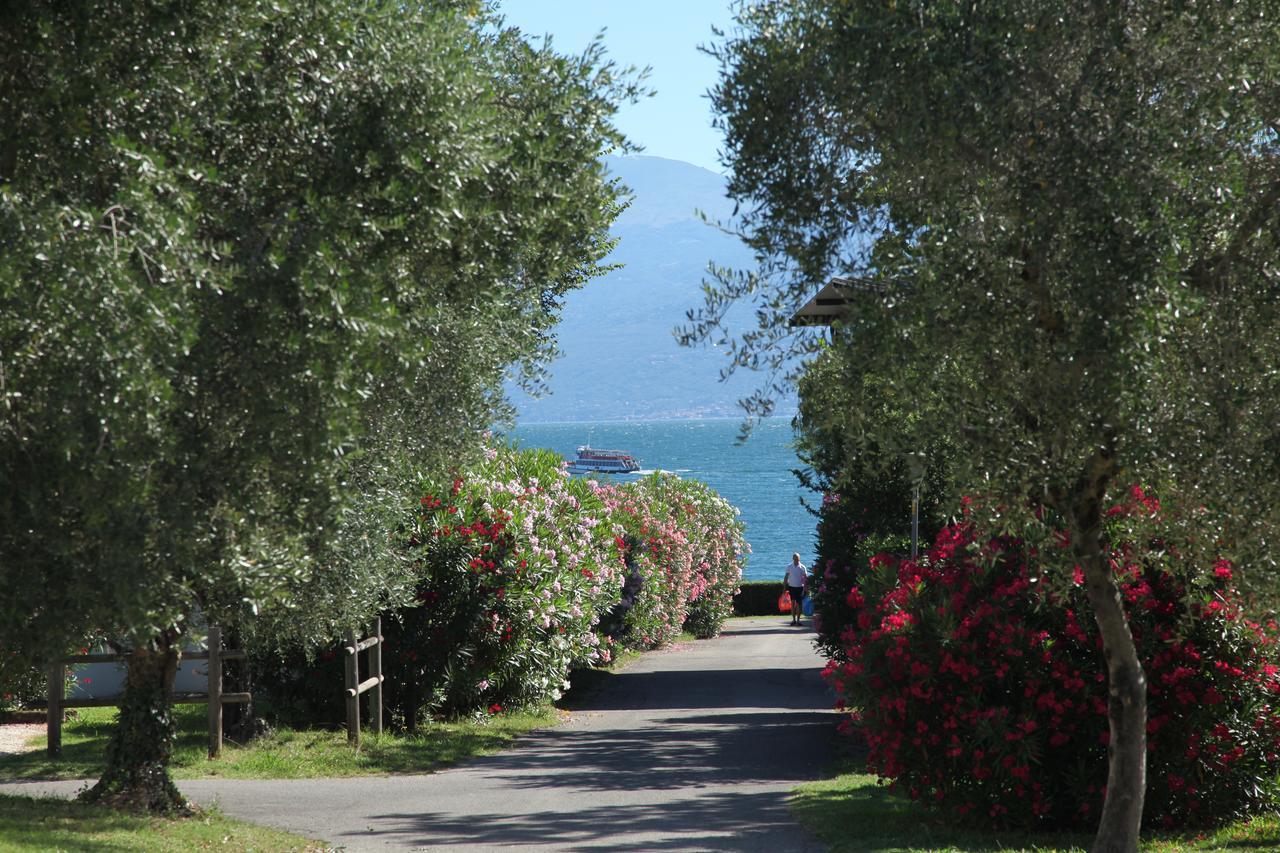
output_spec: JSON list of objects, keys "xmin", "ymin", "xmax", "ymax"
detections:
[
  {"xmin": 720, "ymin": 624, "xmax": 818, "ymax": 637},
  {"xmin": 362, "ymin": 788, "xmax": 824, "ymax": 852},
  {"xmin": 463, "ymin": 711, "xmax": 836, "ymax": 793}
]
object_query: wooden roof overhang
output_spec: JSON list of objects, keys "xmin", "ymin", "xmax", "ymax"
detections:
[{"xmin": 788, "ymin": 276, "xmax": 861, "ymax": 327}]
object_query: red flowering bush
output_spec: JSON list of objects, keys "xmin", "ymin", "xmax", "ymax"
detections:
[
  {"xmin": 824, "ymin": 490, "xmax": 1280, "ymax": 829},
  {"xmin": 810, "ymin": 527, "xmax": 907, "ymax": 664},
  {"xmin": 0, "ymin": 653, "xmax": 47, "ymax": 713}
]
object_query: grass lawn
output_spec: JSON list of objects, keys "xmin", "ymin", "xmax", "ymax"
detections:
[
  {"xmin": 0, "ymin": 794, "xmax": 325, "ymax": 851},
  {"xmin": 792, "ymin": 763, "xmax": 1280, "ymax": 852},
  {"xmin": 0, "ymin": 703, "xmax": 562, "ymax": 782}
]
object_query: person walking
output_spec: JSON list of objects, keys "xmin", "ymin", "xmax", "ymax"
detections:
[{"xmin": 782, "ymin": 553, "xmax": 809, "ymax": 626}]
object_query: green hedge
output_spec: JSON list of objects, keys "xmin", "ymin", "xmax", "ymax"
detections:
[{"xmin": 733, "ymin": 581, "xmax": 786, "ymax": 616}]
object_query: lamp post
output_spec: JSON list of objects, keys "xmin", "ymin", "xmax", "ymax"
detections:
[{"xmin": 907, "ymin": 454, "xmax": 926, "ymax": 561}]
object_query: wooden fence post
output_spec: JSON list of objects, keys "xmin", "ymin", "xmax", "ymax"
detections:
[
  {"xmin": 207, "ymin": 625, "xmax": 223, "ymax": 759},
  {"xmin": 344, "ymin": 628, "xmax": 360, "ymax": 746},
  {"xmin": 369, "ymin": 617, "xmax": 383, "ymax": 736},
  {"xmin": 43, "ymin": 644, "xmax": 248, "ymax": 758},
  {"xmin": 46, "ymin": 663, "xmax": 63, "ymax": 757}
]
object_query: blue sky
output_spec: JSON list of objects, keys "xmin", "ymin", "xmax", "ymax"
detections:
[{"xmin": 497, "ymin": 1, "xmax": 735, "ymax": 174}]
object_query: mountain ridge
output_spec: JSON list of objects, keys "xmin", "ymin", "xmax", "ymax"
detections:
[{"xmin": 511, "ymin": 154, "xmax": 794, "ymax": 423}]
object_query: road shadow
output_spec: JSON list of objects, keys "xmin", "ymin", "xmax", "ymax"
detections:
[
  {"xmin": 361, "ymin": 788, "xmax": 821, "ymax": 852},
  {"xmin": 561, "ymin": 667, "xmax": 831, "ymax": 712},
  {"xmin": 719, "ymin": 624, "xmax": 818, "ymax": 638},
  {"xmin": 463, "ymin": 710, "xmax": 836, "ymax": 793}
]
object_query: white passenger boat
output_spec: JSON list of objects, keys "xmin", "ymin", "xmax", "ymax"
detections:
[{"xmin": 565, "ymin": 445, "xmax": 642, "ymax": 475}]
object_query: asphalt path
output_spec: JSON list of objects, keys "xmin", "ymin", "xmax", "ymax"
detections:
[{"xmin": 3, "ymin": 616, "xmax": 835, "ymax": 852}]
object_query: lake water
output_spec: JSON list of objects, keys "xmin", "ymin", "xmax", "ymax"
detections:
[{"xmin": 507, "ymin": 418, "xmax": 816, "ymax": 581}]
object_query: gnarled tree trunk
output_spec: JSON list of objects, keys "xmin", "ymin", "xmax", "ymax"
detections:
[
  {"xmin": 80, "ymin": 636, "xmax": 188, "ymax": 813},
  {"xmin": 1064, "ymin": 454, "xmax": 1146, "ymax": 853}
]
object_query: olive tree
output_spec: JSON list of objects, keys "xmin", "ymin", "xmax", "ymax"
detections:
[
  {"xmin": 0, "ymin": 0, "xmax": 634, "ymax": 811},
  {"xmin": 692, "ymin": 2, "xmax": 1280, "ymax": 849}
]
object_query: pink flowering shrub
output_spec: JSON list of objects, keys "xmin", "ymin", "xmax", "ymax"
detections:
[
  {"xmin": 594, "ymin": 478, "xmax": 690, "ymax": 651},
  {"xmin": 594, "ymin": 473, "xmax": 745, "ymax": 647},
  {"xmin": 660, "ymin": 477, "xmax": 747, "ymax": 640},
  {"xmin": 388, "ymin": 445, "xmax": 624, "ymax": 721},
  {"xmin": 386, "ymin": 455, "xmax": 745, "ymax": 722},
  {"xmin": 823, "ymin": 491, "xmax": 1280, "ymax": 829}
]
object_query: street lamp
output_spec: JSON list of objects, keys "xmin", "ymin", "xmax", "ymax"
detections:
[{"xmin": 907, "ymin": 455, "xmax": 926, "ymax": 561}]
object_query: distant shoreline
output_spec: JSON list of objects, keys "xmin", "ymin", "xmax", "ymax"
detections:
[{"xmin": 507, "ymin": 413, "xmax": 798, "ymax": 427}]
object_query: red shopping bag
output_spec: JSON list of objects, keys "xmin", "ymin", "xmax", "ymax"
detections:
[{"xmin": 777, "ymin": 591, "xmax": 792, "ymax": 613}]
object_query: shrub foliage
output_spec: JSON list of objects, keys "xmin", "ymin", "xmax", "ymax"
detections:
[
  {"xmin": 389, "ymin": 446, "xmax": 622, "ymax": 721},
  {"xmin": 257, "ymin": 445, "xmax": 746, "ymax": 725},
  {"xmin": 0, "ymin": 654, "xmax": 46, "ymax": 714},
  {"xmin": 823, "ymin": 493, "xmax": 1280, "ymax": 829},
  {"xmin": 598, "ymin": 475, "xmax": 747, "ymax": 646}
]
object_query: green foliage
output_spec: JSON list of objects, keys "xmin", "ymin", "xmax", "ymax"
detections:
[
  {"xmin": 795, "ymin": 347, "xmax": 952, "ymax": 546},
  {"xmin": 796, "ymin": 345, "xmax": 953, "ymax": 660},
  {"xmin": 0, "ymin": 652, "xmax": 53, "ymax": 713},
  {"xmin": 699, "ymin": 0, "xmax": 1280, "ymax": 568},
  {"xmin": 732, "ymin": 581, "xmax": 786, "ymax": 616},
  {"xmin": 0, "ymin": 0, "xmax": 638, "ymax": 807},
  {"xmin": 698, "ymin": 4, "xmax": 1280, "ymax": 844},
  {"xmin": 1, "ymin": 0, "xmax": 637, "ymax": 658}
]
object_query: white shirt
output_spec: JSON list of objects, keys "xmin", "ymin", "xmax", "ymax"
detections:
[{"xmin": 785, "ymin": 561, "xmax": 808, "ymax": 587}]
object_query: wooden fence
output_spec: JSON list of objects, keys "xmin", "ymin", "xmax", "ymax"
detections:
[
  {"xmin": 344, "ymin": 617, "xmax": 384, "ymax": 747},
  {"xmin": 45, "ymin": 625, "xmax": 249, "ymax": 759}
]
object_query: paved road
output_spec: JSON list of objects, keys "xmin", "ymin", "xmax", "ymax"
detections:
[{"xmin": 3, "ymin": 617, "xmax": 835, "ymax": 852}]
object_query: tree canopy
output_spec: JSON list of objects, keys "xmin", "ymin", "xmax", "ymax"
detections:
[
  {"xmin": 0, "ymin": 0, "xmax": 636, "ymax": 809},
  {"xmin": 697, "ymin": 2, "xmax": 1280, "ymax": 849}
]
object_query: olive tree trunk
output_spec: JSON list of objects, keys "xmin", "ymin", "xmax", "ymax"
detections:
[
  {"xmin": 80, "ymin": 637, "xmax": 187, "ymax": 813},
  {"xmin": 1064, "ymin": 456, "xmax": 1146, "ymax": 853}
]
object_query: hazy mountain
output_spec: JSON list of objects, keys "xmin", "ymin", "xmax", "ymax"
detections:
[{"xmin": 510, "ymin": 155, "xmax": 794, "ymax": 423}]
